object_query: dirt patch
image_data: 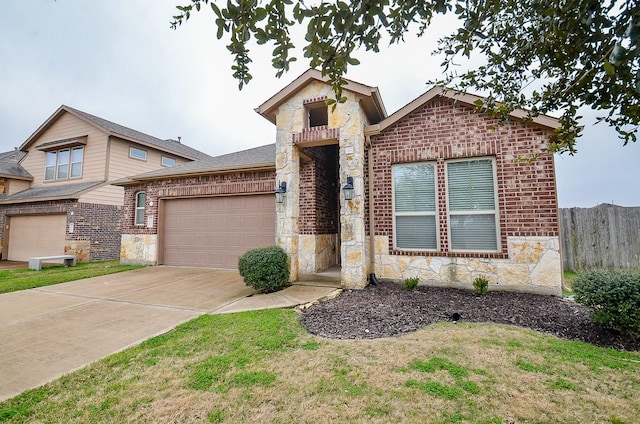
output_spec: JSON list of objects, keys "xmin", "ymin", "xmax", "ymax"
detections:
[{"xmin": 299, "ymin": 282, "xmax": 640, "ymax": 351}]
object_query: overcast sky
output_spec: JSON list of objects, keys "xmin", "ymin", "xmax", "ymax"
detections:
[{"xmin": 1, "ymin": 1, "xmax": 638, "ymax": 207}]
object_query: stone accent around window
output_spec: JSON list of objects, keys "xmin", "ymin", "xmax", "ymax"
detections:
[{"xmin": 372, "ymin": 235, "xmax": 561, "ymax": 296}]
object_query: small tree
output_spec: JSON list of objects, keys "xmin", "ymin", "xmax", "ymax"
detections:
[
  {"xmin": 404, "ymin": 276, "xmax": 419, "ymax": 291},
  {"xmin": 238, "ymin": 246, "xmax": 290, "ymax": 293},
  {"xmin": 573, "ymin": 269, "xmax": 640, "ymax": 334},
  {"xmin": 472, "ymin": 276, "xmax": 489, "ymax": 295}
]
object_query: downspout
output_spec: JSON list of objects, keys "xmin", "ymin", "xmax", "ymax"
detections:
[{"xmin": 366, "ymin": 135, "xmax": 380, "ymax": 286}]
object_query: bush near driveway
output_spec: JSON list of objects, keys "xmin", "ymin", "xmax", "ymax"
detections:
[{"xmin": 238, "ymin": 246, "xmax": 289, "ymax": 293}]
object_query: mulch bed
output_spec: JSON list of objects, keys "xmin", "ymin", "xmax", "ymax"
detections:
[{"xmin": 298, "ymin": 281, "xmax": 640, "ymax": 352}]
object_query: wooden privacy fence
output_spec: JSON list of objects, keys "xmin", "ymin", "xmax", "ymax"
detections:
[{"xmin": 560, "ymin": 204, "xmax": 640, "ymax": 272}]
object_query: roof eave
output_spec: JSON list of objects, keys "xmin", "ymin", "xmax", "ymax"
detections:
[
  {"xmin": 0, "ymin": 194, "xmax": 81, "ymax": 205},
  {"xmin": 19, "ymin": 105, "xmax": 68, "ymax": 151},
  {"xmin": 19, "ymin": 106, "xmax": 202, "ymax": 160},
  {"xmin": 364, "ymin": 86, "xmax": 562, "ymax": 136},
  {"xmin": 0, "ymin": 174, "xmax": 34, "ymax": 181},
  {"xmin": 113, "ymin": 162, "xmax": 276, "ymax": 186},
  {"xmin": 255, "ymin": 68, "xmax": 387, "ymax": 124},
  {"xmin": 0, "ymin": 181, "xmax": 105, "ymax": 204},
  {"xmin": 107, "ymin": 134, "xmax": 199, "ymax": 161}
]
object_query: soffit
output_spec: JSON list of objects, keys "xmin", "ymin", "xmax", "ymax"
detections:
[
  {"xmin": 255, "ymin": 69, "xmax": 387, "ymax": 125},
  {"xmin": 365, "ymin": 86, "xmax": 562, "ymax": 136}
]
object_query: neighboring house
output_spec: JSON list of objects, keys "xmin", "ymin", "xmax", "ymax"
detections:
[
  {"xmin": 118, "ymin": 69, "xmax": 563, "ymax": 296},
  {"xmin": 0, "ymin": 105, "xmax": 210, "ymax": 262}
]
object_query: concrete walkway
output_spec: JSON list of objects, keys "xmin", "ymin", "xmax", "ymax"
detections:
[{"xmin": 0, "ymin": 266, "xmax": 340, "ymax": 401}]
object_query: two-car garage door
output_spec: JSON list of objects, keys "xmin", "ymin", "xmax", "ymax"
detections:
[{"xmin": 161, "ymin": 195, "xmax": 276, "ymax": 269}]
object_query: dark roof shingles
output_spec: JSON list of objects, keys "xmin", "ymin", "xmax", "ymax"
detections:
[
  {"xmin": 127, "ymin": 143, "xmax": 276, "ymax": 180},
  {"xmin": 0, "ymin": 181, "xmax": 104, "ymax": 202},
  {"xmin": 64, "ymin": 106, "xmax": 212, "ymax": 160},
  {"xmin": 0, "ymin": 150, "xmax": 31, "ymax": 179}
]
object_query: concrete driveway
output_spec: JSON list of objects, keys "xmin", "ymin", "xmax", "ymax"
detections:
[
  {"xmin": 0, "ymin": 267, "xmax": 254, "ymax": 400},
  {"xmin": 0, "ymin": 266, "xmax": 339, "ymax": 401}
]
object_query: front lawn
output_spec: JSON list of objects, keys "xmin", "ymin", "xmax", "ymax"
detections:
[
  {"xmin": 0, "ymin": 261, "xmax": 144, "ymax": 294},
  {"xmin": 1, "ymin": 309, "xmax": 638, "ymax": 423}
]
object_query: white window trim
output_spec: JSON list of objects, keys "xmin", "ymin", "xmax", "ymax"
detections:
[
  {"xmin": 135, "ymin": 192, "xmax": 146, "ymax": 226},
  {"xmin": 69, "ymin": 146, "xmax": 84, "ymax": 178},
  {"xmin": 161, "ymin": 155, "xmax": 176, "ymax": 167},
  {"xmin": 129, "ymin": 146, "xmax": 147, "ymax": 161},
  {"xmin": 391, "ymin": 162, "xmax": 440, "ymax": 252},
  {"xmin": 444, "ymin": 156, "xmax": 501, "ymax": 253},
  {"xmin": 44, "ymin": 146, "xmax": 84, "ymax": 181},
  {"xmin": 44, "ymin": 151, "xmax": 56, "ymax": 181}
]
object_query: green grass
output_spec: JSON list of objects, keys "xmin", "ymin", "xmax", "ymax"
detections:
[
  {"xmin": 1, "ymin": 311, "xmax": 638, "ymax": 423},
  {"xmin": 0, "ymin": 261, "xmax": 144, "ymax": 294}
]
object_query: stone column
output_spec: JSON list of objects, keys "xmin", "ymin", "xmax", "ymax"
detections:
[
  {"xmin": 339, "ymin": 100, "xmax": 368, "ymax": 289},
  {"xmin": 275, "ymin": 107, "xmax": 301, "ymax": 281}
]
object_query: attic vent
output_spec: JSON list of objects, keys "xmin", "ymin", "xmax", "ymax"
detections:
[{"xmin": 306, "ymin": 101, "xmax": 328, "ymax": 128}]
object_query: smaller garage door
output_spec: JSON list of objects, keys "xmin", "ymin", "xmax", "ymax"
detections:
[
  {"xmin": 162, "ymin": 195, "xmax": 276, "ymax": 269},
  {"xmin": 7, "ymin": 214, "xmax": 67, "ymax": 261}
]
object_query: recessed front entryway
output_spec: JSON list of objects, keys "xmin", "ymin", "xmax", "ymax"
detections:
[
  {"xmin": 6, "ymin": 214, "xmax": 67, "ymax": 261},
  {"xmin": 160, "ymin": 194, "xmax": 276, "ymax": 269}
]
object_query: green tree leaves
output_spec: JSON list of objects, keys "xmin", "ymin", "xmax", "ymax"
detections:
[{"xmin": 171, "ymin": 0, "xmax": 639, "ymax": 153}]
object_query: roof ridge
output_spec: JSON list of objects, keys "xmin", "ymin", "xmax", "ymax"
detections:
[
  {"xmin": 62, "ymin": 105, "xmax": 212, "ymax": 160},
  {"xmin": 63, "ymin": 105, "xmax": 163, "ymax": 142}
]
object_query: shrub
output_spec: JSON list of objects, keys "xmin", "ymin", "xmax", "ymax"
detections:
[
  {"xmin": 404, "ymin": 276, "xmax": 419, "ymax": 291},
  {"xmin": 573, "ymin": 269, "xmax": 640, "ymax": 333},
  {"xmin": 472, "ymin": 276, "xmax": 489, "ymax": 295},
  {"xmin": 238, "ymin": 246, "xmax": 290, "ymax": 293}
]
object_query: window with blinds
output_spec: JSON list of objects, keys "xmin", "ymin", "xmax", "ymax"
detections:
[
  {"xmin": 392, "ymin": 163, "xmax": 437, "ymax": 250},
  {"xmin": 446, "ymin": 158, "xmax": 499, "ymax": 252}
]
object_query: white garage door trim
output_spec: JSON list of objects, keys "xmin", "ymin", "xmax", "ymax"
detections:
[{"xmin": 160, "ymin": 194, "xmax": 276, "ymax": 269}]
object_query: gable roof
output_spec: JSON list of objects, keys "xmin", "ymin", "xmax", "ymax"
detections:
[
  {"xmin": 255, "ymin": 69, "xmax": 387, "ymax": 125},
  {"xmin": 0, "ymin": 180, "xmax": 104, "ymax": 204},
  {"xmin": 19, "ymin": 105, "xmax": 212, "ymax": 160},
  {"xmin": 364, "ymin": 86, "xmax": 562, "ymax": 136},
  {"xmin": 0, "ymin": 150, "xmax": 27, "ymax": 162},
  {"xmin": 113, "ymin": 143, "xmax": 276, "ymax": 185},
  {"xmin": 0, "ymin": 150, "xmax": 32, "ymax": 180}
]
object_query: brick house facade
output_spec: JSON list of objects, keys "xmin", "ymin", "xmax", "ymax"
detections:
[
  {"xmin": 364, "ymin": 94, "xmax": 561, "ymax": 295},
  {"xmin": 120, "ymin": 70, "xmax": 562, "ymax": 295},
  {"xmin": 117, "ymin": 145, "xmax": 277, "ymax": 266}
]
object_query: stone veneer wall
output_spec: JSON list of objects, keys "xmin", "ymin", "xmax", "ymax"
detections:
[
  {"xmin": 299, "ymin": 233, "xmax": 339, "ymax": 273},
  {"xmin": 371, "ymin": 235, "xmax": 561, "ymax": 295},
  {"xmin": 366, "ymin": 97, "xmax": 562, "ymax": 295},
  {"xmin": 0, "ymin": 200, "xmax": 122, "ymax": 261},
  {"xmin": 121, "ymin": 234, "xmax": 158, "ymax": 265},
  {"xmin": 120, "ymin": 170, "xmax": 275, "ymax": 265},
  {"xmin": 275, "ymin": 80, "xmax": 370, "ymax": 288}
]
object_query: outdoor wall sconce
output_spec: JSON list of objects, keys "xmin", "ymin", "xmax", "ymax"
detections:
[
  {"xmin": 342, "ymin": 176, "xmax": 354, "ymax": 201},
  {"xmin": 275, "ymin": 181, "xmax": 287, "ymax": 203}
]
